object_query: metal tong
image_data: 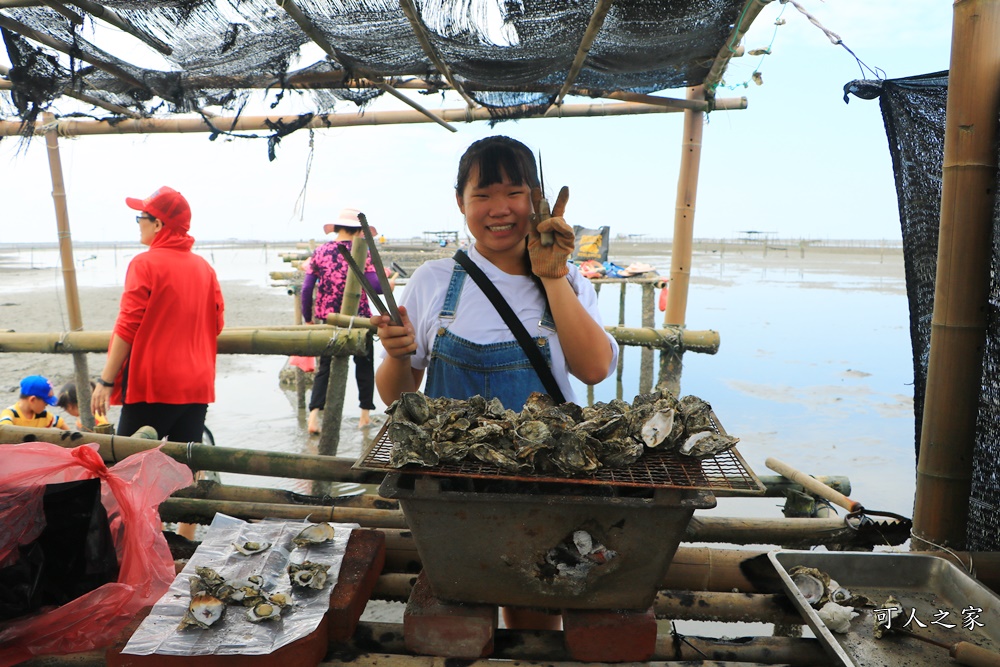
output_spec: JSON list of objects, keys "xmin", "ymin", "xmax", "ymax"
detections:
[{"xmin": 335, "ymin": 212, "xmax": 403, "ymax": 326}]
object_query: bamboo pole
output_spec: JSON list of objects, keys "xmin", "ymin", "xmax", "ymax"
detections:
[
  {"xmin": 172, "ymin": 480, "xmax": 392, "ymax": 508},
  {"xmin": 160, "ymin": 497, "xmax": 407, "ymax": 528},
  {"xmin": 318, "ymin": 235, "xmax": 369, "ymax": 455},
  {"xmin": 275, "ymin": 0, "xmax": 457, "ymax": 132},
  {"xmin": 63, "ymin": 0, "xmax": 173, "ymax": 55},
  {"xmin": 0, "ymin": 425, "xmax": 385, "ymax": 482},
  {"xmin": 639, "ymin": 283, "xmax": 655, "ymax": 393},
  {"xmin": 659, "ymin": 85, "xmax": 705, "ymax": 394},
  {"xmin": 702, "ymin": 0, "xmax": 775, "ymax": 101},
  {"xmin": 38, "ymin": 0, "xmax": 83, "ymax": 24},
  {"xmin": 615, "ymin": 282, "xmax": 626, "ymax": 399},
  {"xmin": 397, "ymin": 0, "xmax": 478, "ymax": 108},
  {"xmin": 0, "ymin": 103, "xmax": 682, "ymax": 137},
  {"xmin": 553, "ymin": 0, "xmax": 615, "ymax": 107},
  {"xmin": 0, "ymin": 13, "xmax": 150, "ymax": 93},
  {"xmin": 0, "ymin": 328, "xmax": 369, "ymax": 356},
  {"xmin": 912, "ymin": 0, "xmax": 1000, "ymax": 549},
  {"xmin": 42, "ymin": 112, "xmax": 95, "ymax": 431},
  {"xmin": 324, "ymin": 622, "xmax": 829, "ymax": 667}
]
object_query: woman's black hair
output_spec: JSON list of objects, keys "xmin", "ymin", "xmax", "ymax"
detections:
[
  {"xmin": 57, "ymin": 382, "xmax": 77, "ymax": 409},
  {"xmin": 455, "ymin": 136, "xmax": 540, "ymax": 195},
  {"xmin": 56, "ymin": 380, "xmax": 96, "ymax": 409}
]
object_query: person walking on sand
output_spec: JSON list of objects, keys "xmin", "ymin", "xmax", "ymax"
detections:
[
  {"xmin": 91, "ymin": 186, "xmax": 225, "ymax": 442},
  {"xmin": 302, "ymin": 208, "xmax": 395, "ymax": 432},
  {"xmin": 1, "ymin": 375, "xmax": 70, "ymax": 430},
  {"xmin": 372, "ymin": 136, "xmax": 617, "ymax": 630}
]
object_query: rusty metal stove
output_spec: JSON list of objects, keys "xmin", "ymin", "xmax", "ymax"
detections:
[{"xmin": 357, "ymin": 419, "xmax": 764, "ymax": 610}]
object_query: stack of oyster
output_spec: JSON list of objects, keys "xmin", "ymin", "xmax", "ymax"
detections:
[{"xmin": 385, "ymin": 389, "xmax": 739, "ymax": 475}]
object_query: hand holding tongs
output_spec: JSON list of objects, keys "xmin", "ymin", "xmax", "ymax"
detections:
[{"xmin": 336, "ymin": 212, "xmax": 403, "ymax": 327}]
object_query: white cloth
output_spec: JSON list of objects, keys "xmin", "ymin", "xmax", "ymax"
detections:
[{"xmin": 393, "ymin": 243, "xmax": 618, "ymax": 403}]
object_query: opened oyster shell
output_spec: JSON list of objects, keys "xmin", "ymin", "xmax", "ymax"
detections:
[
  {"xmin": 178, "ymin": 593, "xmax": 225, "ymax": 630},
  {"xmin": 247, "ymin": 601, "xmax": 282, "ymax": 622},
  {"xmin": 293, "ymin": 522, "xmax": 335, "ymax": 547},
  {"xmin": 233, "ymin": 540, "xmax": 271, "ymax": 556},
  {"xmin": 289, "ymin": 560, "xmax": 330, "ymax": 589}
]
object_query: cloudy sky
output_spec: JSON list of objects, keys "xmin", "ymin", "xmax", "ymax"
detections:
[{"xmin": 1, "ymin": 0, "xmax": 953, "ymax": 244}]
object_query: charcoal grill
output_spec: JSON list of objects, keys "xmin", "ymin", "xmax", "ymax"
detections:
[{"xmin": 359, "ymin": 419, "xmax": 763, "ymax": 609}]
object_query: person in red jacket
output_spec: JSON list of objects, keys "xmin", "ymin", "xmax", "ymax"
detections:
[{"xmin": 91, "ymin": 186, "xmax": 225, "ymax": 442}]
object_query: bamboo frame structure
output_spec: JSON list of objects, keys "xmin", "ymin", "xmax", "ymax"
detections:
[
  {"xmin": 0, "ymin": 102, "xmax": 684, "ymax": 137},
  {"xmin": 912, "ymin": 0, "xmax": 1000, "ymax": 549}
]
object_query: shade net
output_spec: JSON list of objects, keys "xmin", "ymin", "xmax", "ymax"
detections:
[
  {"xmin": 1, "ymin": 0, "xmax": 745, "ymax": 128},
  {"xmin": 847, "ymin": 73, "xmax": 1000, "ymax": 550}
]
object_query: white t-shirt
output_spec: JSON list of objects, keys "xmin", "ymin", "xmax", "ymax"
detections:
[{"xmin": 392, "ymin": 243, "xmax": 619, "ymax": 403}]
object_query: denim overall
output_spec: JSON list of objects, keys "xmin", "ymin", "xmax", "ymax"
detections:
[{"xmin": 424, "ymin": 260, "xmax": 557, "ymax": 410}]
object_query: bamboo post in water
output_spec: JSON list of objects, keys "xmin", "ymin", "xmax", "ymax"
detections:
[
  {"xmin": 318, "ymin": 234, "xmax": 370, "ymax": 455},
  {"xmin": 43, "ymin": 112, "xmax": 95, "ymax": 430},
  {"xmin": 639, "ymin": 283, "xmax": 655, "ymax": 393},
  {"xmin": 660, "ymin": 85, "xmax": 705, "ymax": 395},
  {"xmin": 913, "ymin": 0, "xmax": 1000, "ymax": 549},
  {"xmin": 615, "ymin": 282, "xmax": 626, "ymax": 400},
  {"xmin": 290, "ymin": 282, "xmax": 307, "ymax": 408}
]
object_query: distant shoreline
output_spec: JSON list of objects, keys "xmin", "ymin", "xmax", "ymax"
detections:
[{"xmin": 0, "ymin": 237, "xmax": 905, "ymax": 253}]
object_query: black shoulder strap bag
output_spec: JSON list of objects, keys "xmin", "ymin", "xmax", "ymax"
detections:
[{"xmin": 452, "ymin": 250, "xmax": 566, "ymax": 404}]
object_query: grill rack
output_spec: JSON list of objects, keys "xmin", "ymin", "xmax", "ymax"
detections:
[{"xmin": 355, "ymin": 418, "xmax": 765, "ymax": 495}]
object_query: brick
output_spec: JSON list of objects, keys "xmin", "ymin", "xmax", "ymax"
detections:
[
  {"xmin": 562, "ymin": 606, "xmax": 657, "ymax": 662},
  {"xmin": 403, "ymin": 571, "xmax": 497, "ymax": 658},
  {"xmin": 105, "ymin": 607, "xmax": 329, "ymax": 667},
  {"xmin": 327, "ymin": 528, "xmax": 386, "ymax": 642}
]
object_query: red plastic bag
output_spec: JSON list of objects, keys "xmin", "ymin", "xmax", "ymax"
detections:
[
  {"xmin": 289, "ymin": 355, "xmax": 316, "ymax": 373},
  {"xmin": 0, "ymin": 442, "xmax": 193, "ymax": 665}
]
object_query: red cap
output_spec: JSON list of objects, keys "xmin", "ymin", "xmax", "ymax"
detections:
[{"xmin": 125, "ymin": 186, "xmax": 191, "ymax": 232}]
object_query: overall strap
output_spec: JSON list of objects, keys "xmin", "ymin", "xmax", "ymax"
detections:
[
  {"xmin": 439, "ymin": 262, "xmax": 467, "ymax": 319},
  {"xmin": 452, "ymin": 250, "xmax": 566, "ymax": 404}
]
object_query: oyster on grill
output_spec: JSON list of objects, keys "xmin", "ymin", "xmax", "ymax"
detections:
[
  {"xmin": 384, "ymin": 388, "xmax": 739, "ymax": 474},
  {"xmin": 679, "ymin": 431, "xmax": 740, "ymax": 458}
]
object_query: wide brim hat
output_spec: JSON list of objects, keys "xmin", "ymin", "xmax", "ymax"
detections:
[{"xmin": 323, "ymin": 207, "xmax": 364, "ymax": 235}]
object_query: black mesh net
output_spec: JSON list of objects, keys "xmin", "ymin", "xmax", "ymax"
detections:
[
  {"xmin": 847, "ymin": 72, "xmax": 1000, "ymax": 550},
  {"xmin": 1, "ymin": 0, "xmax": 747, "ymax": 126}
]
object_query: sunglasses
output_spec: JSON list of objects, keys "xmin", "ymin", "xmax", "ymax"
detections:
[{"xmin": 135, "ymin": 214, "xmax": 156, "ymax": 224}]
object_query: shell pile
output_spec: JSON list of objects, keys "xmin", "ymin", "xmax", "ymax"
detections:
[
  {"xmin": 177, "ymin": 524, "xmax": 336, "ymax": 631},
  {"xmin": 385, "ymin": 389, "xmax": 739, "ymax": 475},
  {"xmin": 178, "ymin": 567, "xmax": 290, "ymax": 630},
  {"xmin": 787, "ymin": 565, "xmax": 876, "ymax": 635}
]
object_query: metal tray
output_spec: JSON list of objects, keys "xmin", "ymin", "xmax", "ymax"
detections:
[{"xmin": 769, "ymin": 550, "xmax": 1000, "ymax": 667}]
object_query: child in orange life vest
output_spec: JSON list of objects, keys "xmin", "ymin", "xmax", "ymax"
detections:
[
  {"xmin": 57, "ymin": 381, "xmax": 110, "ymax": 431},
  {"xmin": 0, "ymin": 375, "xmax": 70, "ymax": 430}
]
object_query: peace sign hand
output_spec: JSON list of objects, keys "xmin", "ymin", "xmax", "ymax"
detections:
[{"xmin": 528, "ymin": 186, "xmax": 574, "ymax": 279}]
